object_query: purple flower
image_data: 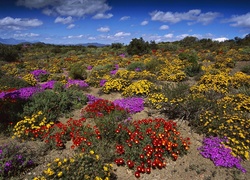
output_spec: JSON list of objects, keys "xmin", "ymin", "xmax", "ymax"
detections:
[
  {"xmin": 113, "ymin": 97, "xmax": 144, "ymax": 114},
  {"xmin": 30, "ymin": 69, "xmax": 48, "ymax": 81},
  {"xmin": 65, "ymin": 79, "xmax": 89, "ymax": 89},
  {"xmin": 39, "ymin": 80, "xmax": 56, "ymax": 90},
  {"xmin": 18, "ymin": 87, "xmax": 41, "ymax": 99},
  {"xmin": 198, "ymin": 136, "xmax": 246, "ymax": 173},
  {"xmin": 135, "ymin": 67, "xmax": 141, "ymax": 72},
  {"xmin": 87, "ymin": 94, "xmax": 102, "ymax": 104},
  {"xmin": 87, "ymin": 65, "xmax": 93, "ymax": 70},
  {"xmin": 119, "ymin": 54, "xmax": 125, "ymax": 58},
  {"xmin": 110, "ymin": 69, "xmax": 118, "ymax": 75},
  {"xmin": 100, "ymin": 79, "xmax": 107, "ymax": 87}
]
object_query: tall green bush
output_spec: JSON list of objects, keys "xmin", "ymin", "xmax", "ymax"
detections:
[{"xmin": 127, "ymin": 37, "xmax": 150, "ymax": 56}]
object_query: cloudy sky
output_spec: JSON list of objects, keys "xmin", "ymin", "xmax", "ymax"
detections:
[{"xmin": 0, "ymin": 0, "xmax": 249, "ymax": 44}]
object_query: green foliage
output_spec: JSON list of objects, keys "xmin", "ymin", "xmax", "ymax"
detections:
[
  {"xmin": 185, "ymin": 63, "xmax": 202, "ymax": 77},
  {"xmin": 127, "ymin": 37, "xmax": 150, "ymax": 56},
  {"xmin": 21, "ymin": 83, "xmax": 88, "ymax": 123},
  {"xmin": 0, "ymin": 45, "xmax": 21, "ymax": 62},
  {"xmin": 0, "ymin": 142, "xmax": 36, "ymax": 178},
  {"xmin": 127, "ymin": 61, "xmax": 145, "ymax": 71},
  {"xmin": 145, "ymin": 58, "xmax": 165, "ymax": 73},
  {"xmin": 241, "ymin": 65, "xmax": 250, "ymax": 75},
  {"xmin": 69, "ymin": 63, "xmax": 87, "ymax": 80},
  {"xmin": 111, "ymin": 43, "xmax": 123, "ymax": 49},
  {"xmin": 0, "ymin": 75, "xmax": 30, "ymax": 89}
]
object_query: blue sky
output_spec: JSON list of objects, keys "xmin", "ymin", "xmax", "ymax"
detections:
[{"xmin": 0, "ymin": 0, "xmax": 249, "ymax": 44}]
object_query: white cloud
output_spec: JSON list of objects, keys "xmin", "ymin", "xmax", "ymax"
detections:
[
  {"xmin": 120, "ymin": 16, "xmax": 130, "ymax": 21},
  {"xmin": 150, "ymin": 9, "xmax": 220, "ymax": 25},
  {"xmin": 17, "ymin": 0, "xmax": 112, "ymax": 18},
  {"xmin": 159, "ymin": 25, "xmax": 169, "ymax": 30},
  {"xmin": 13, "ymin": 33, "xmax": 39, "ymax": 38},
  {"xmin": 64, "ymin": 34, "xmax": 85, "ymax": 39},
  {"xmin": 114, "ymin": 32, "xmax": 131, "ymax": 37},
  {"xmin": 0, "ymin": 16, "xmax": 43, "ymax": 30},
  {"xmin": 176, "ymin": 34, "xmax": 190, "ymax": 39},
  {"xmin": 213, "ymin": 37, "xmax": 228, "ymax": 42},
  {"xmin": 141, "ymin": 20, "xmax": 148, "ymax": 26},
  {"xmin": 88, "ymin": 37, "xmax": 96, "ymax": 40},
  {"xmin": 227, "ymin": 12, "xmax": 250, "ymax": 28},
  {"xmin": 67, "ymin": 24, "xmax": 75, "ymax": 29},
  {"xmin": 97, "ymin": 26, "xmax": 110, "ymax": 32},
  {"xmin": 164, "ymin": 33, "xmax": 173, "ymax": 38},
  {"xmin": 54, "ymin": 16, "xmax": 73, "ymax": 24},
  {"xmin": 92, "ymin": 13, "xmax": 113, "ymax": 19}
]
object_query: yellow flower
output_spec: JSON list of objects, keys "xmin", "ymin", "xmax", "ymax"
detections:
[
  {"xmin": 57, "ymin": 171, "xmax": 63, "ymax": 177},
  {"xmin": 103, "ymin": 166, "xmax": 108, "ymax": 171},
  {"xmin": 90, "ymin": 150, "xmax": 95, "ymax": 155},
  {"xmin": 96, "ymin": 155, "xmax": 100, "ymax": 160}
]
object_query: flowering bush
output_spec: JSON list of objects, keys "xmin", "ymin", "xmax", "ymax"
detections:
[
  {"xmin": 147, "ymin": 93, "xmax": 168, "ymax": 109},
  {"xmin": 33, "ymin": 151, "xmax": 113, "ymax": 180},
  {"xmin": 198, "ymin": 136, "xmax": 246, "ymax": 173},
  {"xmin": 12, "ymin": 111, "xmax": 53, "ymax": 140},
  {"xmin": 122, "ymin": 80, "xmax": 158, "ymax": 97},
  {"xmin": 22, "ymin": 73, "xmax": 37, "ymax": 86},
  {"xmin": 64, "ymin": 79, "xmax": 89, "ymax": 89},
  {"xmin": 113, "ymin": 97, "xmax": 144, "ymax": 114},
  {"xmin": 0, "ymin": 143, "xmax": 35, "ymax": 178},
  {"xmin": 30, "ymin": 69, "xmax": 49, "ymax": 82},
  {"xmin": 102, "ymin": 78, "xmax": 131, "ymax": 93}
]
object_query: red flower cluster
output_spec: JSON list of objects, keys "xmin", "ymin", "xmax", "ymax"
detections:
[{"xmin": 113, "ymin": 118, "xmax": 191, "ymax": 178}]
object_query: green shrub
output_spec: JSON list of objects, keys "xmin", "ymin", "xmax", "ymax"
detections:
[
  {"xmin": 69, "ymin": 63, "xmax": 87, "ymax": 80},
  {"xmin": 21, "ymin": 83, "xmax": 88, "ymax": 123},
  {"xmin": 127, "ymin": 61, "xmax": 145, "ymax": 71},
  {"xmin": 241, "ymin": 65, "xmax": 250, "ymax": 75},
  {"xmin": 0, "ymin": 45, "xmax": 20, "ymax": 62},
  {"xmin": 185, "ymin": 63, "xmax": 202, "ymax": 77},
  {"xmin": 145, "ymin": 58, "xmax": 165, "ymax": 73},
  {"xmin": 0, "ymin": 75, "xmax": 30, "ymax": 89},
  {"xmin": 127, "ymin": 37, "xmax": 150, "ymax": 56}
]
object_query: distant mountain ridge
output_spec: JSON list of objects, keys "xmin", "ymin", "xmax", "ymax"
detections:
[{"xmin": 0, "ymin": 38, "xmax": 109, "ymax": 47}]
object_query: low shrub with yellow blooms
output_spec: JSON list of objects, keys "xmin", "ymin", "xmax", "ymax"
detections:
[
  {"xmin": 147, "ymin": 93, "xmax": 168, "ymax": 109},
  {"xmin": 33, "ymin": 151, "xmax": 113, "ymax": 180},
  {"xmin": 12, "ymin": 111, "xmax": 53, "ymax": 140},
  {"xmin": 102, "ymin": 78, "xmax": 131, "ymax": 93},
  {"xmin": 22, "ymin": 73, "xmax": 37, "ymax": 86},
  {"xmin": 122, "ymin": 79, "xmax": 158, "ymax": 97}
]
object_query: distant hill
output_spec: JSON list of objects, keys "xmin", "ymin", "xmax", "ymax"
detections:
[
  {"xmin": 0, "ymin": 38, "xmax": 40, "ymax": 45},
  {"xmin": 0, "ymin": 38, "xmax": 109, "ymax": 47}
]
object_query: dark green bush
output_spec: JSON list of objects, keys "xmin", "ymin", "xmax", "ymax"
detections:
[
  {"xmin": 127, "ymin": 37, "xmax": 150, "ymax": 56},
  {"xmin": 0, "ymin": 45, "xmax": 20, "ymax": 62},
  {"xmin": 111, "ymin": 43, "xmax": 123, "ymax": 49},
  {"xmin": 127, "ymin": 61, "xmax": 145, "ymax": 71},
  {"xmin": 145, "ymin": 58, "xmax": 165, "ymax": 73},
  {"xmin": 0, "ymin": 75, "xmax": 30, "ymax": 89},
  {"xmin": 21, "ymin": 83, "xmax": 88, "ymax": 123},
  {"xmin": 241, "ymin": 65, "xmax": 250, "ymax": 75},
  {"xmin": 185, "ymin": 63, "xmax": 202, "ymax": 77},
  {"xmin": 69, "ymin": 63, "xmax": 87, "ymax": 80}
]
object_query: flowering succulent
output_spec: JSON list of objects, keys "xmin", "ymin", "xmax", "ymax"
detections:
[
  {"xmin": 30, "ymin": 69, "xmax": 49, "ymax": 82},
  {"xmin": 102, "ymin": 78, "xmax": 131, "ymax": 93},
  {"xmin": 198, "ymin": 136, "xmax": 246, "ymax": 173},
  {"xmin": 0, "ymin": 143, "xmax": 35, "ymax": 178},
  {"xmin": 64, "ymin": 79, "xmax": 89, "ymax": 89},
  {"xmin": 113, "ymin": 97, "xmax": 144, "ymax": 114}
]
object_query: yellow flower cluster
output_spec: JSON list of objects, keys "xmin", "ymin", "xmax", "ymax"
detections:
[
  {"xmin": 147, "ymin": 93, "xmax": 168, "ymax": 109},
  {"xmin": 190, "ymin": 72, "xmax": 231, "ymax": 94},
  {"xmin": 231, "ymin": 72, "xmax": 250, "ymax": 87},
  {"xmin": 102, "ymin": 78, "xmax": 130, "ymax": 93},
  {"xmin": 217, "ymin": 93, "xmax": 250, "ymax": 112},
  {"xmin": 22, "ymin": 73, "xmax": 37, "ymax": 86},
  {"xmin": 12, "ymin": 111, "xmax": 53, "ymax": 140},
  {"xmin": 157, "ymin": 59, "xmax": 186, "ymax": 82},
  {"xmin": 1, "ymin": 63, "xmax": 19, "ymax": 76},
  {"xmin": 122, "ymin": 79, "xmax": 158, "ymax": 97},
  {"xmin": 199, "ymin": 109, "xmax": 250, "ymax": 160},
  {"xmin": 115, "ymin": 69, "xmax": 139, "ymax": 80},
  {"xmin": 34, "ymin": 151, "xmax": 112, "ymax": 180}
]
